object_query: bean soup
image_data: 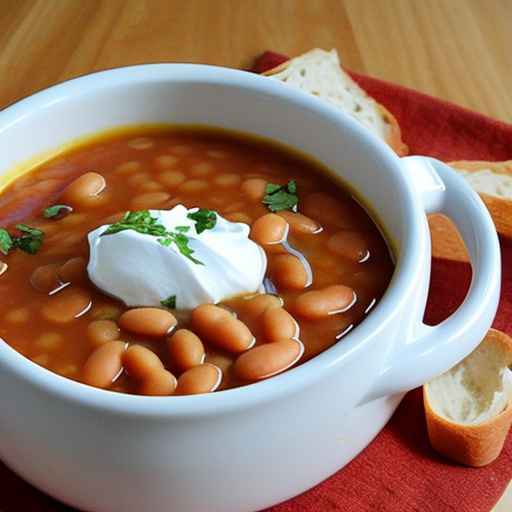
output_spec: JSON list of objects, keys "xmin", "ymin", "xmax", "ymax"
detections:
[{"xmin": 0, "ymin": 128, "xmax": 394, "ymax": 396}]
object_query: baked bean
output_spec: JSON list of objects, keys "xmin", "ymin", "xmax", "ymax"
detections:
[
  {"xmin": 58, "ymin": 257, "xmax": 87, "ymax": 284},
  {"xmin": 128, "ymin": 137, "xmax": 154, "ymax": 150},
  {"xmin": 224, "ymin": 212, "xmax": 252, "ymax": 224},
  {"xmin": 62, "ymin": 172, "xmax": 106, "ymax": 207},
  {"xmin": 158, "ymin": 170, "xmax": 186, "ymax": 188},
  {"xmin": 123, "ymin": 345, "xmax": 164, "ymax": 379},
  {"xmin": 294, "ymin": 285, "xmax": 356, "ymax": 319},
  {"xmin": 178, "ymin": 179, "xmax": 208, "ymax": 194},
  {"xmin": 130, "ymin": 192, "xmax": 170, "ymax": 210},
  {"xmin": 127, "ymin": 172, "xmax": 150, "ymax": 187},
  {"xmin": 168, "ymin": 329, "xmax": 205, "ymax": 372},
  {"xmin": 327, "ymin": 231, "xmax": 370, "ymax": 262},
  {"xmin": 241, "ymin": 178, "xmax": 267, "ymax": 201},
  {"xmin": 114, "ymin": 161, "xmax": 141, "ymax": 175},
  {"xmin": 154, "ymin": 154, "xmax": 178, "ymax": 169},
  {"xmin": 87, "ymin": 319, "xmax": 120, "ymax": 347},
  {"xmin": 119, "ymin": 307, "xmax": 177, "ymax": 337},
  {"xmin": 238, "ymin": 294, "xmax": 283, "ymax": 318},
  {"xmin": 234, "ymin": 339, "xmax": 304, "ymax": 381},
  {"xmin": 5, "ymin": 307, "xmax": 30, "ymax": 323},
  {"xmin": 303, "ymin": 193, "xmax": 356, "ymax": 229},
  {"xmin": 277, "ymin": 211, "xmax": 321, "ymax": 234},
  {"xmin": 34, "ymin": 332, "xmax": 64, "ymax": 351},
  {"xmin": 214, "ymin": 174, "xmax": 241, "ymax": 187},
  {"xmin": 139, "ymin": 181, "xmax": 164, "ymax": 192},
  {"xmin": 262, "ymin": 307, "xmax": 299, "ymax": 342},
  {"xmin": 191, "ymin": 304, "xmax": 254, "ymax": 353},
  {"xmin": 41, "ymin": 288, "xmax": 92, "ymax": 323},
  {"xmin": 175, "ymin": 363, "xmax": 222, "ymax": 395},
  {"xmin": 140, "ymin": 369, "xmax": 177, "ymax": 396},
  {"xmin": 190, "ymin": 162, "xmax": 214, "ymax": 176},
  {"xmin": 30, "ymin": 264, "xmax": 62, "ymax": 293},
  {"xmin": 271, "ymin": 254, "xmax": 310, "ymax": 290},
  {"xmin": 250, "ymin": 213, "xmax": 288, "ymax": 246},
  {"xmin": 82, "ymin": 340, "xmax": 126, "ymax": 388}
]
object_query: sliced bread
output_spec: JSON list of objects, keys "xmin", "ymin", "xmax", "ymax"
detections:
[
  {"xmin": 450, "ymin": 160, "xmax": 512, "ymax": 238},
  {"xmin": 423, "ymin": 328, "xmax": 512, "ymax": 467},
  {"xmin": 428, "ymin": 160, "xmax": 512, "ymax": 262},
  {"xmin": 263, "ymin": 49, "xmax": 408, "ymax": 156}
]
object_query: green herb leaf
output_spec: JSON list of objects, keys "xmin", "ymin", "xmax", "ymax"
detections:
[
  {"xmin": 103, "ymin": 210, "xmax": 167, "ymax": 237},
  {"xmin": 160, "ymin": 295, "xmax": 176, "ymax": 309},
  {"xmin": 157, "ymin": 232, "xmax": 203, "ymax": 265},
  {"xmin": 187, "ymin": 209, "xmax": 217, "ymax": 234},
  {"xmin": 262, "ymin": 180, "xmax": 299, "ymax": 212},
  {"xmin": 12, "ymin": 224, "xmax": 44, "ymax": 254},
  {"xmin": 43, "ymin": 204, "xmax": 72, "ymax": 219},
  {"xmin": 0, "ymin": 229, "xmax": 13, "ymax": 255},
  {"xmin": 102, "ymin": 210, "xmax": 203, "ymax": 264}
]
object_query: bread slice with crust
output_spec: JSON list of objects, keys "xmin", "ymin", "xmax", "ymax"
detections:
[
  {"xmin": 423, "ymin": 329, "xmax": 512, "ymax": 467},
  {"xmin": 428, "ymin": 160, "xmax": 512, "ymax": 262},
  {"xmin": 450, "ymin": 160, "xmax": 512, "ymax": 238},
  {"xmin": 263, "ymin": 49, "xmax": 408, "ymax": 156}
]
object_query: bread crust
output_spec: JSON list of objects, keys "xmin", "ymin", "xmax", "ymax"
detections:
[
  {"xmin": 263, "ymin": 53, "xmax": 408, "ymax": 156},
  {"xmin": 423, "ymin": 329, "xmax": 512, "ymax": 467},
  {"xmin": 450, "ymin": 160, "xmax": 512, "ymax": 238}
]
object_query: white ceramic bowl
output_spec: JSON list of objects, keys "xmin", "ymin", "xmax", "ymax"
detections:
[{"xmin": 0, "ymin": 65, "xmax": 501, "ymax": 512}]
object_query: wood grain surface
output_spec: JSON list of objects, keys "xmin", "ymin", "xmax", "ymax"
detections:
[{"xmin": 0, "ymin": 0, "xmax": 510, "ymax": 509}]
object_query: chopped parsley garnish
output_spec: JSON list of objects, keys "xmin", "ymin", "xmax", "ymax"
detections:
[
  {"xmin": 160, "ymin": 295, "xmax": 176, "ymax": 309},
  {"xmin": 103, "ymin": 210, "xmax": 167, "ymax": 237},
  {"xmin": 0, "ymin": 229, "xmax": 13, "ymax": 255},
  {"xmin": 187, "ymin": 209, "xmax": 217, "ymax": 234},
  {"xmin": 43, "ymin": 204, "xmax": 72, "ymax": 219},
  {"xmin": 0, "ymin": 225, "xmax": 44, "ymax": 255},
  {"xmin": 262, "ymin": 180, "xmax": 299, "ymax": 212},
  {"xmin": 102, "ymin": 210, "xmax": 202, "ymax": 264},
  {"xmin": 13, "ymin": 224, "xmax": 44, "ymax": 254},
  {"xmin": 158, "ymin": 231, "xmax": 203, "ymax": 265}
]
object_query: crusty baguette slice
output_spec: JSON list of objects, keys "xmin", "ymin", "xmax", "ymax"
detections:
[
  {"xmin": 427, "ymin": 160, "xmax": 512, "ymax": 262},
  {"xmin": 263, "ymin": 48, "xmax": 408, "ymax": 156},
  {"xmin": 449, "ymin": 160, "xmax": 512, "ymax": 238},
  {"xmin": 428, "ymin": 213, "xmax": 468, "ymax": 262},
  {"xmin": 423, "ymin": 328, "xmax": 512, "ymax": 467}
]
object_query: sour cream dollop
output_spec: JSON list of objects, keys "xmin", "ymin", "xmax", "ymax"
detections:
[{"xmin": 87, "ymin": 205, "xmax": 267, "ymax": 309}]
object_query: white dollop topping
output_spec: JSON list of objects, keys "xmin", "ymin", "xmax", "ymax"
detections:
[{"xmin": 87, "ymin": 205, "xmax": 267, "ymax": 310}]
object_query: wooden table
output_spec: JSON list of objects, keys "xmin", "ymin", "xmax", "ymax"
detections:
[{"xmin": 0, "ymin": 0, "xmax": 510, "ymax": 510}]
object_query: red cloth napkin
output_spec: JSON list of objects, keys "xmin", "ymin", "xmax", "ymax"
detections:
[
  {"xmin": 1, "ymin": 53, "xmax": 512, "ymax": 512},
  {"xmin": 254, "ymin": 52, "xmax": 512, "ymax": 512}
]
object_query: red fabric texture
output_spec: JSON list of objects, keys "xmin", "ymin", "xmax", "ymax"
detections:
[
  {"xmin": 254, "ymin": 51, "xmax": 512, "ymax": 512},
  {"xmin": 1, "ymin": 52, "xmax": 512, "ymax": 512}
]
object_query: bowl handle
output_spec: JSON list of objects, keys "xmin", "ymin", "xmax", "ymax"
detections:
[{"xmin": 361, "ymin": 156, "xmax": 501, "ymax": 404}]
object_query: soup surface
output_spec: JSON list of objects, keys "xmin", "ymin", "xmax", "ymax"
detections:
[{"xmin": 0, "ymin": 128, "xmax": 394, "ymax": 395}]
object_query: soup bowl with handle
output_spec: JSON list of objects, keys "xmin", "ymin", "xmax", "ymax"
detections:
[{"xmin": 0, "ymin": 64, "xmax": 500, "ymax": 512}]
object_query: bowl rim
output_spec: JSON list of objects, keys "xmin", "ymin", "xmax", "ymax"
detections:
[{"xmin": 0, "ymin": 63, "xmax": 425, "ymax": 417}]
